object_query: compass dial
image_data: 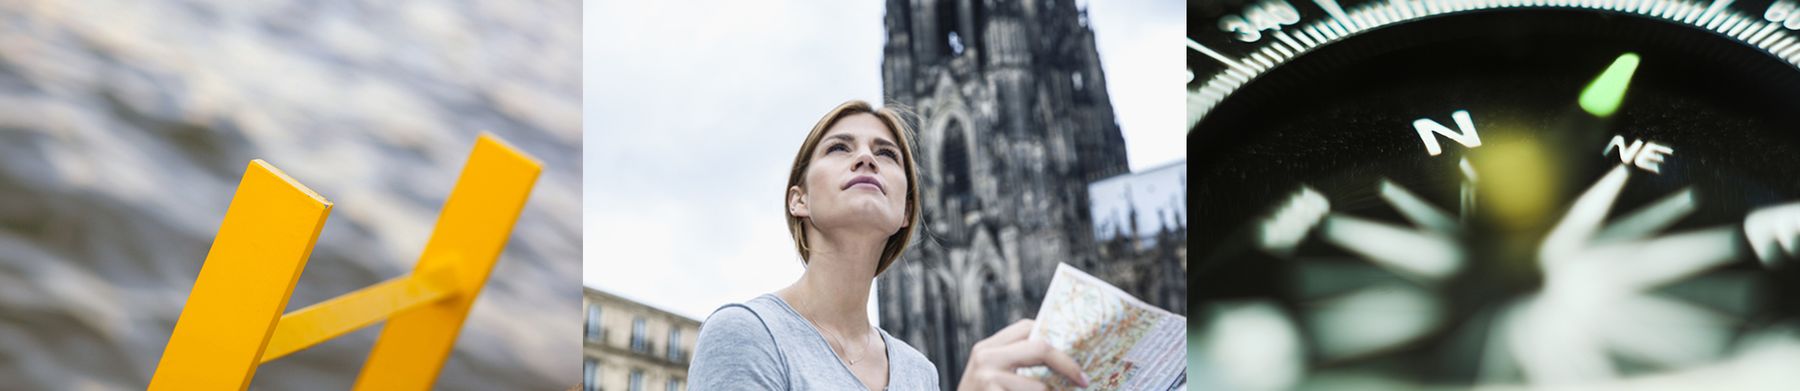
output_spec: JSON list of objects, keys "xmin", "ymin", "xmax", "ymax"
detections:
[{"xmin": 1192, "ymin": 0, "xmax": 1800, "ymax": 388}]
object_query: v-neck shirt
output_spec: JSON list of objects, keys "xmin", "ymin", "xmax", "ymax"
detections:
[{"xmin": 688, "ymin": 294, "xmax": 939, "ymax": 390}]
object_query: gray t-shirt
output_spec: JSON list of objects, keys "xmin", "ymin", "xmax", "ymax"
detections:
[{"xmin": 688, "ymin": 294, "xmax": 940, "ymax": 390}]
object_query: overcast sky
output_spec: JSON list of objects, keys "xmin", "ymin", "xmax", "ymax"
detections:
[{"xmin": 584, "ymin": 0, "xmax": 1184, "ymax": 321}]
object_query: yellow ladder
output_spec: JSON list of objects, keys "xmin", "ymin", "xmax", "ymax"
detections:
[{"xmin": 148, "ymin": 134, "xmax": 542, "ymax": 390}]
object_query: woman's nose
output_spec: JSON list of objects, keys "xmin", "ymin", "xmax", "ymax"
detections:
[{"xmin": 852, "ymin": 148, "xmax": 878, "ymax": 172}]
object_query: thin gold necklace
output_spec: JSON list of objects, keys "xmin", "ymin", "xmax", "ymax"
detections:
[{"xmin": 804, "ymin": 311, "xmax": 874, "ymax": 365}]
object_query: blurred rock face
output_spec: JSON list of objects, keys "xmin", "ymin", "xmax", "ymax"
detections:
[{"xmin": 0, "ymin": 0, "xmax": 580, "ymax": 389}]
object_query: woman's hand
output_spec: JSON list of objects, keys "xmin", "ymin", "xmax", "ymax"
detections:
[{"xmin": 957, "ymin": 319, "xmax": 1091, "ymax": 391}]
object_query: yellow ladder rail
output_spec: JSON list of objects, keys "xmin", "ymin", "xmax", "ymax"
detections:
[{"xmin": 148, "ymin": 159, "xmax": 331, "ymax": 390}]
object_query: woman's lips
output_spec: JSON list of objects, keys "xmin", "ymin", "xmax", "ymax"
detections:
[{"xmin": 843, "ymin": 176, "xmax": 884, "ymax": 194}]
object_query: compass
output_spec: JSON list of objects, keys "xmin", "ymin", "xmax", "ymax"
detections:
[{"xmin": 1191, "ymin": 0, "xmax": 1800, "ymax": 388}]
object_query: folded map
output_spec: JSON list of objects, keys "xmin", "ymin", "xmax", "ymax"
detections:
[{"xmin": 1021, "ymin": 263, "xmax": 1187, "ymax": 390}]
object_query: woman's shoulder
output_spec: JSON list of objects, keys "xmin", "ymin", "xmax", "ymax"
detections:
[
  {"xmin": 691, "ymin": 296, "xmax": 790, "ymax": 387},
  {"xmin": 698, "ymin": 294, "xmax": 786, "ymax": 341}
]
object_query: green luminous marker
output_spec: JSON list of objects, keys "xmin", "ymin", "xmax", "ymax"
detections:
[{"xmin": 1580, "ymin": 52, "xmax": 1640, "ymax": 118}]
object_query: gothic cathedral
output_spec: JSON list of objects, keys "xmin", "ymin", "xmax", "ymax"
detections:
[{"xmin": 874, "ymin": 1, "xmax": 1185, "ymax": 388}]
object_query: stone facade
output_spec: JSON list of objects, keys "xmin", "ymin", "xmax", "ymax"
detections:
[
  {"xmin": 584, "ymin": 288, "xmax": 699, "ymax": 391},
  {"xmin": 874, "ymin": 0, "xmax": 1184, "ymax": 388}
]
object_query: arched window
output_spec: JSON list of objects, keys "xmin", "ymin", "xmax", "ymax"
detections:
[
  {"xmin": 936, "ymin": 0, "xmax": 964, "ymax": 57},
  {"xmin": 941, "ymin": 121, "xmax": 972, "ymax": 211}
]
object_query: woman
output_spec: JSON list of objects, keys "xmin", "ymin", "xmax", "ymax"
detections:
[{"xmin": 688, "ymin": 100, "xmax": 1091, "ymax": 390}]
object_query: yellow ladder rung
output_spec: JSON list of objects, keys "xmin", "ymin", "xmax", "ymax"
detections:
[{"xmin": 262, "ymin": 263, "xmax": 459, "ymax": 363}]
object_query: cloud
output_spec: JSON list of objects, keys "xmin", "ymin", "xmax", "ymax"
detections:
[{"xmin": 584, "ymin": 0, "xmax": 884, "ymax": 319}]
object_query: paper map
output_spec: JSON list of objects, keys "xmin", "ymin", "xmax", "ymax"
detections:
[{"xmin": 1022, "ymin": 263, "xmax": 1186, "ymax": 390}]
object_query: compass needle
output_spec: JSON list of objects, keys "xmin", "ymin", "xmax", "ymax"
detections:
[{"xmin": 1580, "ymin": 53, "xmax": 1643, "ymax": 118}]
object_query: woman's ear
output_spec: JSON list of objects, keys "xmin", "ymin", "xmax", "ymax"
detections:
[{"xmin": 787, "ymin": 185, "xmax": 810, "ymax": 218}]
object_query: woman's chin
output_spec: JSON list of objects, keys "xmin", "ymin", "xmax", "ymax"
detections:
[{"xmin": 824, "ymin": 207, "xmax": 902, "ymax": 233}]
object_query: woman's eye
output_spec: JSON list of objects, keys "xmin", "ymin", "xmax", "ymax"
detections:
[
  {"xmin": 878, "ymin": 149, "xmax": 898, "ymax": 160},
  {"xmin": 826, "ymin": 144, "xmax": 849, "ymax": 153}
]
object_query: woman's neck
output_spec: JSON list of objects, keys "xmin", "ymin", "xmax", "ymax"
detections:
[{"xmin": 779, "ymin": 228, "xmax": 883, "ymax": 335}]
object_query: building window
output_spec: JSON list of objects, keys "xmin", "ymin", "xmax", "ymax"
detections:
[
  {"xmin": 667, "ymin": 328, "xmax": 682, "ymax": 362},
  {"xmin": 631, "ymin": 317, "xmax": 648, "ymax": 353},
  {"xmin": 940, "ymin": 123, "xmax": 974, "ymax": 212},
  {"xmin": 583, "ymin": 358, "xmax": 600, "ymax": 391},
  {"xmin": 666, "ymin": 377, "xmax": 682, "ymax": 391},
  {"xmin": 936, "ymin": 0, "xmax": 966, "ymax": 57},
  {"xmin": 585, "ymin": 304, "xmax": 604, "ymax": 343},
  {"xmin": 628, "ymin": 369, "xmax": 644, "ymax": 391}
]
